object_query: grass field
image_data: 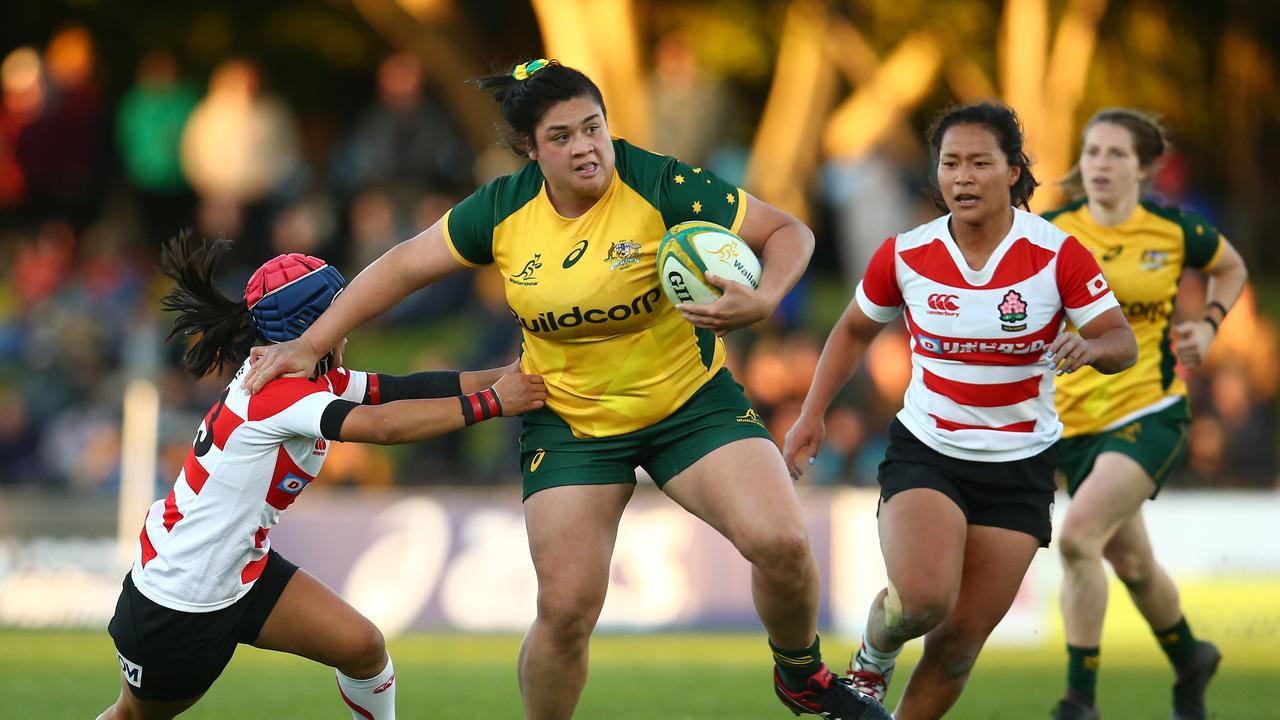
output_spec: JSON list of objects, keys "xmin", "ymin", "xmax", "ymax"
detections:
[{"xmin": 7, "ymin": 631, "xmax": 1277, "ymax": 719}]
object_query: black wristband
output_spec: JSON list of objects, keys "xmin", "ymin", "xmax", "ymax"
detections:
[
  {"xmin": 459, "ymin": 388, "xmax": 502, "ymax": 426},
  {"xmin": 1202, "ymin": 315, "xmax": 1219, "ymax": 334},
  {"xmin": 320, "ymin": 399, "xmax": 360, "ymax": 440},
  {"xmin": 371, "ymin": 370, "xmax": 462, "ymax": 403},
  {"xmin": 1205, "ymin": 300, "xmax": 1229, "ymax": 321}
]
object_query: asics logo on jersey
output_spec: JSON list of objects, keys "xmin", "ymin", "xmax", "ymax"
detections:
[
  {"xmin": 512, "ymin": 288, "xmax": 662, "ymax": 333},
  {"xmin": 509, "ymin": 254, "xmax": 542, "ymax": 286},
  {"xmin": 563, "ymin": 240, "xmax": 589, "ymax": 269},
  {"xmin": 531, "ymin": 448, "xmax": 546, "ymax": 472}
]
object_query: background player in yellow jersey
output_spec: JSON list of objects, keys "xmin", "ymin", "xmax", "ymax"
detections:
[
  {"xmin": 1042, "ymin": 108, "xmax": 1249, "ymax": 720},
  {"xmin": 242, "ymin": 60, "xmax": 889, "ymax": 720}
]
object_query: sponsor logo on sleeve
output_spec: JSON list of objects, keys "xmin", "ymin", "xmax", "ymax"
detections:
[{"xmin": 277, "ymin": 473, "xmax": 311, "ymax": 495}]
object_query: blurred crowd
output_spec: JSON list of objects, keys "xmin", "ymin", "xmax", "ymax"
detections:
[{"xmin": 0, "ymin": 27, "xmax": 1275, "ymax": 494}]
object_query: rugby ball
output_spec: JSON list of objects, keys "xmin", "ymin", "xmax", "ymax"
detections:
[{"xmin": 657, "ymin": 221, "xmax": 761, "ymax": 307}]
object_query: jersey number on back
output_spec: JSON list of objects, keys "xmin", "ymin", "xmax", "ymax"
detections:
[{"xmin": 193, "ymin": 389, "xmax": 230, "ymax": 458}]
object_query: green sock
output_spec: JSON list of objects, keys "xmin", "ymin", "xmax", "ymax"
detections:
[
  {"xmin": 1066, "ymin": 645, "xmax": 1100, "ymax": 706},
  {"xmin": 771, "ymin": 635, "xmax": 823, "ymax": 692},
  {"xmin": 1154, "ymin": 616, "xmax": 1198, "ymax": 672}
]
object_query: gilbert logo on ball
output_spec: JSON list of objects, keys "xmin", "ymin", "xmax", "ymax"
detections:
[{"xmin": 657, "ymin": 221, "xmax": 761, "ymax": 309}]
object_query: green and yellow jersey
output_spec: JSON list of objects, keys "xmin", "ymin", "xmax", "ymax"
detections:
[
  {"xmin": 443, "ymin": 139, "xmax": 746, "ymax": 438},
  {"xmin": 1043, "ymin": 199, "xmax": 1225, "ymax": 437}
]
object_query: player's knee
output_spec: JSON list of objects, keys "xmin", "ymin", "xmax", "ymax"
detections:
[
  {"xmin": 536, "ymin": 589, "xmax": 603, "ymax": 647},
  {"xmin": 737, "ymin": 525, "xmax": 811, "ymax": 577},
  {"xmin": 1057, "ymin": 527, "xmax": 1103, "ymax": 566},
  {"xmin": 346, "ymin": 620, "xmax": 387, "ymax": 674},
  {"xmin": 938, "ymin": 640, "xmax": 982, "ymax": 679}
]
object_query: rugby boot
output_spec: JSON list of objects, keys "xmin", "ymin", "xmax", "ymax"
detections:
[
  {"xmin": 1171, "ymin": 641, "xmax": 1221, "ymax": 720},
  {"xmin": 774, "ymin": 664, "xmax": 894, "ymax": 719},
  {"xmin": 1050, "ymin": 697, "xmax": 1100, "ymax": 720}
]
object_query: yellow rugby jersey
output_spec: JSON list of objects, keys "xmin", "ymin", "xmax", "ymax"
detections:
[
  {"xmin": 1042, "ymin": 199, "xmax": 1224, "ymax": 436},
  {"xmin": 443, "ymin": 139, "xmax": 746, "ymax": 438}
]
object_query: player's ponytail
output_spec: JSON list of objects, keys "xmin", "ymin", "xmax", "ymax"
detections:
[
  {"xmin": 474, "ymin": 59, "xmax": 606, "ymax": 157},
  {"xmin": 158, "ymin": 230, "xmax": 258, "ymax": 379}
]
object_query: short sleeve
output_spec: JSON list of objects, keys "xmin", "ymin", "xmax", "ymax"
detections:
[
  {"xmin": 1180, "ymin": 210, "xmax": 1225, "ymax": 271},
  {"xmin": 657, "ymin": 159, "xmax": 745, "ymax": 233},
  {"xmin": 1056, "ymin": 236, "xmax": 1119, "ymax": 328},
  {"xmin": 249, "ymin": 377, "xmax": 347, "ymax": 439},
  {"xmin": 443, "ymin": 184, "xmax": 499, "ymax": 267},
  {"xmin": 325, "ymin": 367, "xmax": 369, "ymax": 403},
  {"xmin": 854, "ymin": 237, "xmax": 904, "ymax": 322}
]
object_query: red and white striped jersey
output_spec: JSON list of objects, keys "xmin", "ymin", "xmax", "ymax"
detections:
[
  {"xmin": 855, "ymin": 208, "xmax": 1118, "ymax": 462},
  {"xmin": 130, "ymin": 359, "xmax": 371, "ymax": 612}
]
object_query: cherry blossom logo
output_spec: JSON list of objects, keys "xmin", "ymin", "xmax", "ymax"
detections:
[{"xmin": 998, "ymin": 289, "xmax": 1028, "ymax": 332}]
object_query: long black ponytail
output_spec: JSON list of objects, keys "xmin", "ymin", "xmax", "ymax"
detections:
[{"xmin": 158, "ymin": 230, "xmax": 259, "ymax": 378}]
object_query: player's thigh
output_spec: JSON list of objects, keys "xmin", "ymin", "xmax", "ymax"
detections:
[
  {"xmin": 524, "ymin": 483, "xmax": 634, "ymax": 605},
  {"xmin": 661, "ymin": 437, "xmax": 805, "ymax": 548},
  {"xmin": 252, "ymin": 568, "xmax": 381, "ymax": 668},
  {"xmin": 950, "ymin": 524, "xmax": 1040, "ymax": 634},
  {"xmin": 1062, "ymin": 451, "xmax": 1154, "ymax": 545},
  {"xmin": 103, "ymin": 676, "xmax": 201, "ymax": 720},
  {"xmin": 878, "ymin": 487, "xmax": 968, "ymax": 606}
]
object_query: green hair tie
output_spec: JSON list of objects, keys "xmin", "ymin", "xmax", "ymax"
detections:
[{"xmin": 512, "ymin": 58, "xmax": 550, "ymax": 81}]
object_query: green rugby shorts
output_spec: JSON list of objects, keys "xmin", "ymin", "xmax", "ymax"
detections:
[{"xmin": 1056, "ymin": 398, "xmax": 1190, "ymax": 499}]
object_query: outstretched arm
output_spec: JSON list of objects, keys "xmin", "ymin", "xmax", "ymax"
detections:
[
  {"xmin": 242, "ymin": 220, "xmax": 469, "ymax": 394},
  {"xmin": 329, "ymin": 371, "xmax": 546, "ymax": 445}
]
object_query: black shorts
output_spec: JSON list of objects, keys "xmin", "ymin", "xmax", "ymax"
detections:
[
  {"xmin": 877, "ymin": 419, "xmax": 1057, "ymax": 547},
  {"xmin": 107, "ymin": 549, "xmax": 299, "ymax": 701}
]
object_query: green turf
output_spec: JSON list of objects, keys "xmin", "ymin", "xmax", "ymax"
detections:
[{"xmin": 7, "ymin": 630, "xmax": 1276, "ymax": 718}]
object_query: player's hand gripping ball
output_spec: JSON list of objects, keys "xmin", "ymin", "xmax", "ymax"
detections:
[{"xmin": 657, "ymin": 221, "xmax": 761, "ymax": 308}]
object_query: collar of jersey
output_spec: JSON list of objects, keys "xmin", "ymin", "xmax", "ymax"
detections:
[{"xmin": 537, "ymin": 168, "xmax": 622, "ymax": 224}]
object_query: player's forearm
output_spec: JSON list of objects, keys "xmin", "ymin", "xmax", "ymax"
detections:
[
  {"xmin": 460, "ymin": 366, "xmax": 509, "ymax": 393},
  {"xmin": 1205, "ymin": 255, "xmax": 1248, "ymax": 325},
  {"xmin": 755, "ymin": 220, "xmax": 814, "ymax": 309},
  {"xmin": 1088, "ymin": 326, "xmax": 1138, "ymax": 374},
  {"xmin": 339, "ymin": 398, "xmax": 466, "ymax": 445},
  {"xmin": 800, "ymin": 322, "xmax": 868, "ymax": 417}
]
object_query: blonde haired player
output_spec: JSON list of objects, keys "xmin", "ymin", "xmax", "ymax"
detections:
[{"xmin": 1044, "ymin": 108, "xmax": 1247, "ymax": 720}]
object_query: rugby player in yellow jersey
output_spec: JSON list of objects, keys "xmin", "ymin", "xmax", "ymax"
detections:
[
  {"xmin": 242, "ymin": 59, "xmax": 890, "ymax": 720},
  {"xmin": 1043, "ymin": 108, "xmax": 1248, "ymax": 720}
]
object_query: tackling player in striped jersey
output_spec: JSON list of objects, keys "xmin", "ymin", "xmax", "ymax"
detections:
[
  {"xmin": 785, "ymin": 103, "xmax": 1137, "ymax": 720},
  {"xmin": 97, "ymin": 232, "xmax": 545, "ymax": 720}
]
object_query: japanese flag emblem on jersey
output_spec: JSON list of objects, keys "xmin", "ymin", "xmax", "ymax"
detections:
[
  {"xmin": 1087, "ymin": 272, "xmax": 1109, "ymax": 297},
  {"xmin": 277, "ymin": 473, "xmax": 310, "ymax": 495}
]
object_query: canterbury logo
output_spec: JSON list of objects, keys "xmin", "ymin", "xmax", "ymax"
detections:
[
  {"xmin": 927, "ymin": 293, "xmax": 960, "ymax": 311},
  {"xmin": 531, "ymin": 449, "xmax": 546, "ymax": 472},
  {"xmin": 709, "ymin": 242, "xmax": 739, "ymax": 262},
  {"xmin": 373, "ymin": 675, "xmax": 395, "ymax": 694}
]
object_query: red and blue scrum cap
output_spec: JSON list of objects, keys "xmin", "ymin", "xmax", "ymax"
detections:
[{"xmin": 244, "ymin": 253, "xmax": 345, "ymax": 343}]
